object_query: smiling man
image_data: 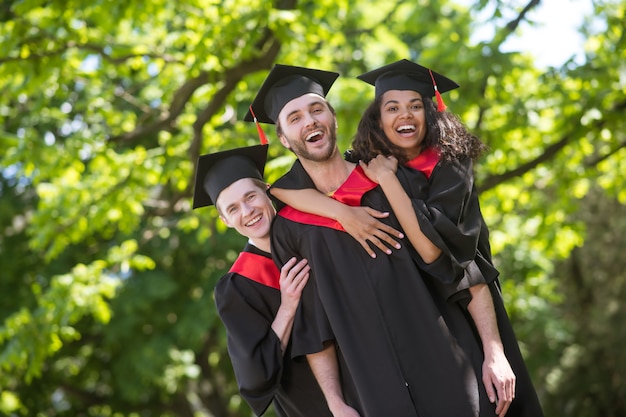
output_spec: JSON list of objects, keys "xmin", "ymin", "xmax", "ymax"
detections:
[
  {"xmin": 192, "ymin": 144, "xmax": 344, "ymax": 417},
  {"xmin": 245, "ymin": 65, "xmax": 483, "ymax": 417}
]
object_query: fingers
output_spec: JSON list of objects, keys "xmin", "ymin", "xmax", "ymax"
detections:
[
  {"xmin": 280, "ymin": 256, "xmax": 298, "ymax": 275},
  {"xmin": 280, "ymin": 257, "xmax": 310, "ymax": 289},
  {"xmin": 358, "ymin": 235, "xmax": 403, "ymax": 258},
  {"xmin": 356, "ymin": 230, "xmax": 403, "ymax": 258},
  {"xmin": 492, "ymin": 377, "xmax": 514, "ymax": 417},
  {"xmin": 484, "ymin": 376, "xmax": 497, "ymax": 405},
  {"xmin": 362, "ymin": 207, "xmax": 390, "ymax": 219},
  {"xmin": 362, "ymin": 207, "xmax": 404, "ymax": 238},
  {"xmin": 497, "ymin": 399, "xmax": 511, "ymax": 417},
  {"xmin": 358, "ymin": 240, "xmax": 378, "ymax": 259},
  {"xmin": 366, "ymin": 236, "xmax": 392, "ymax": 256}
]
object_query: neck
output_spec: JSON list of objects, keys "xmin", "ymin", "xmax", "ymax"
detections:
[
  {"xmin": 299, "ymin": 150, "xmax": 355, "ymax": 194},
  {"xmin": 249, "ymin": 237, "xmax": 271, "ymax": 253}
]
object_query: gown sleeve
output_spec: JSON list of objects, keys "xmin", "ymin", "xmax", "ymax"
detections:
[
  {"xmin": 270, "ymin": 212, "xmax": 335, "ymax": 359},
  {"xmin": 214, "ymin": 274, "xmax": 283, "ymax": 415},
  {"xmin": 403, "ymin": 158, "xmax": 499, "ymax": 299}
]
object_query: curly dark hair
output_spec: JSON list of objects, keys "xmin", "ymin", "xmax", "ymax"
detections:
[{"xmin": 349, "ymin": 94, "xmax": 487, "ymax": 165}]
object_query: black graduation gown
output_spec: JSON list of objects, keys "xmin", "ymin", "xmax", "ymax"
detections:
[
  {"xmin": 270, "ymin": 160, "xmax": 480, "ymax": 417},
  {"xmin": 214, "ymin": 243, "xmax": 333, "ymax": 417},
  {"xmin": 404, "ymin": 150, "xmax": 545, "ymax": 417}
]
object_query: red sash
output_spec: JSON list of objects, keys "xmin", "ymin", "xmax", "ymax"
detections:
[
  {"xmin": 229, "ymin": 252, "xmax": 280, "ymax": 289},
  {"xmin": 405, "ymin": 147, "xmax": 440, "ymax": 178},
  {"xmin": 278, "ymin": 165, "xmax": 378, "ymax": 231}
]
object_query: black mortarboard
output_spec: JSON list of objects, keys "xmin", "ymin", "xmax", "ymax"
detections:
[
  {"xmin": 243, "ymin": 64, "xmax": 339, "ymax": 125},
  {"xmin": 357, "ymin": 59, "xmax": 459, "ymax": 111},
  {"xmin": 192, "ymin": 144, "xmax": 268, "ymax": 209}
]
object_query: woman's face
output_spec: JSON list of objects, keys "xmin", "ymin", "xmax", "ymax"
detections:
[{"xmin": 379, "ymin": 89, "xmax": 427, "ymax": 158}]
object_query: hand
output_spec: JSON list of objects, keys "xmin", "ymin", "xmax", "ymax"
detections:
[
  {"xmin": 336, "ymin": 205, "xmax": 403, "ymax": 258},
  {"xmin": 359, "ymin": 154, "xmax": 398, "ymax": 184},
  {"xmin": 329, "ymin": 402, "xmax": 361, "ymax": 417},
  {"xmin": 279, "ymin": 257, "xmax": 310, "ymax": 311},
  {"xmin": 482, "ymin": 349, "xmax": 516, "ymax": 417}
]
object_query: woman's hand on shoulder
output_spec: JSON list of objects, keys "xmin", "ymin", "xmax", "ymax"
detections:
[{"xmin": 359, "ymin": 154, "xmax": 398, "ymax": 184}]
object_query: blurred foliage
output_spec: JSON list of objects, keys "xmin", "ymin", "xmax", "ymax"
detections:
[{"xmin": 0, "ymin": 0, "xmax": 624, "ymax": 415}]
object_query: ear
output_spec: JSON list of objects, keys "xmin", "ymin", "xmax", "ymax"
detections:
[
  {"xmin": 278, "ymin": 133, "xmax": 291, "ymax": 149},
  {"xmin": 219, "ymin": 214, "xmax": 234, "ymax": 229}
]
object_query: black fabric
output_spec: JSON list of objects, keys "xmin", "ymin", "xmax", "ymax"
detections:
[
  {"xmin": 406, "ymin": 157, "xmax": 545, "ymax": 417},
  {"xmin": 270, "ymin": 161, "xmax": 482, "ymax": 417},
  {"xmin": 357, "ymin": 59, "xmax": 459, "ymax": 98},
  {"xmin": 243, "ymin": 64, "xmax": 339, "ymax": 124},
  {"xmin": 214, "ymin": 243, "xmax": 334, "ymax": 416},
  {"xmin": 193, "ymin": 144, "xmax": 267, "ymax": 209}
]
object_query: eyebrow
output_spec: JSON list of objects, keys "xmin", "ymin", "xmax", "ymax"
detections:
[
  {"xmin": 383, "ymin": 97, "xmax": 423, "ymax": 107},
  {"xmin": 224, "ymin": 190, "xmax": 257, "ymax": 212},
  {"xmin": 285, "ymin": 99, "xmax": 326, "ymax": 120},
  {"xmin": 285, "ymin": 108, "xmax": 302, "ymax": 120}
]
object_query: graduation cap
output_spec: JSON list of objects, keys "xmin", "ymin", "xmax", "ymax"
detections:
[
  {"xmin": 357, "ymin": 59, "xmax": 459, "ymax": 111},
  {"xmin": 243, "ymin": 64, "xmax": 340, "ymax": 125},
  {"xmin": 192, "ymin": 144, "xmax": 268, "ymax": 209}
]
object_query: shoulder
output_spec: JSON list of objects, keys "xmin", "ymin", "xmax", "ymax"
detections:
[
  {"xmin": 271, "ymin": 159, "xmax": 316, "ymax": 191},
  {"xmin": 433, "ymin": 156, "xmax": 474, "ymax": 178}
]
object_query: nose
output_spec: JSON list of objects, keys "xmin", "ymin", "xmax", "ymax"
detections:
[
  {"xmin": 241, "ymin": 202, "xmax": 254, "ymax": 216},
  {"xmin": 303, "ymin": 112, "xmax": 317, "ymax": 128},
  {"xmin": 400, "ymin": 107, "xmax": 413, "ymax": 118}
]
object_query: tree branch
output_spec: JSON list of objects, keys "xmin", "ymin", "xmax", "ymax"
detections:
[
  {"xmin": 479, "ymin": 98, "xmax": 626, "ymax": 192},
  {"xmin": 0, "ymin": 40, "xmax": 179, "ymax": 64},
  {"xmin": 187, "ymin": 29, "xmax": 284, "ymax": 198},
  {"xmin": 479, "ymin": 133, "xmax": 571, "ymax": 192},
  {"xmin": 585, "ymin": 139, "xmax": 626, "ymax": 167},
  {"xmin": 505, "ymin": 0, "xmax": 541, "ymax": 32}
]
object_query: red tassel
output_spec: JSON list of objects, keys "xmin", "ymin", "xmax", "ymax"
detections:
[
  {"xmin": 429, "ymin": 70, "xmax": 447, "ymax": 112},
  {"xmin": 249, "ymin": 105, "xmax": 268, "ymax": 145},
  {"xmin": 434, "ymin": 90, "xmax": 447, "ymax": 112}
]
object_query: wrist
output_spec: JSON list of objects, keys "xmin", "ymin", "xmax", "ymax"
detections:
[
  {"xmin": 377, "ymin": 171, "xmax": 398, "ymax": 187},
  {"xmin": 483, "ymin": 340, "xmax": 505, "ymax": 357},
  {"xmin": 277, "ymin": 300, "xmax": 298, "ymax": 316},
  {"xmin": 327, "ymin": 395, "xmax": 347, "ymax": 413},
  {"xmin": 332, "ymin": 203, "xmax": 352, "ymax": 223}
]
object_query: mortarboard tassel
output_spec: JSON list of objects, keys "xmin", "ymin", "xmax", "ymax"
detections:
[
  {"xmin": 429, "ymin": 69, "xmax": 447, "ymax": 112},
  {"xmin": 249, "ymin": 105, "xmax": 268, "ymax": 145}
]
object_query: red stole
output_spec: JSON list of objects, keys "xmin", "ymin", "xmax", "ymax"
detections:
[
  {"xmin": 405, "ymin": 147, "xmax": 440, "ymax": 179},
  {"xmin": 229, "ymin": 251, "xmax": 280, "ymax": 289},
  {"xmin": 278, "ymin": 165, "xmax": 378, "ymax": 231}
]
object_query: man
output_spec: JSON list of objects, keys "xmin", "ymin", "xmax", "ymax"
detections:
[
  {"xmin": 244, "ymin": 65, "xmax": 481, "ymax": 417},
  {"xmin": 192, "ymin": 144, "xmax": 355, "ymax": 416}
]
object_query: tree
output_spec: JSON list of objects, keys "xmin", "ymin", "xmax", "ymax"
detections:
[{"xmin": 1, "ymin": 0, "xmax": 624, "ymax": 415}]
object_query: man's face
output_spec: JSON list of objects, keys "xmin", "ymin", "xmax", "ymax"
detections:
[
  {"xmin": 216, "ymin": 178, "xmax": 275, "ymax": 241},
  {"xmin": 277, "ymin": 93, "xmax": 338, "ymax": 162}
]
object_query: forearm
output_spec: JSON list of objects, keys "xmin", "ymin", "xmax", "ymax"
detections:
[
  {"xmin": 467, "ymin": 284, "xmax": 503, "ymax": 355},
  {"xmin": 307, "ymin": 342, "xmax": 347, "ymax": 413},
  {"xmin": 270, "ymin": 304, "xmax": 297, "ymax": 353},
  {"xmin": 378, "ymin": 174, "xmax": 441, "ymax": 263},
  {"xmin": 271, "ymin": 187, "xmax": 349, "ymax": 220}
]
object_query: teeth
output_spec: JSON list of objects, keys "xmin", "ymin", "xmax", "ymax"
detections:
[
  {"xmin": 397, "ymin": 125, "xmax": 416, "ymax": 132},
  {"xmin": 306, "ymin": 131, "xmax": 322, "ymax": 141},
  {"xmin": 246, "ymin": 215, "xmax": 262, "ymax": 226}
]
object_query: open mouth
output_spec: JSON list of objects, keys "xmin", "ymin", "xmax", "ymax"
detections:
[
  {"xmin": 245, "ymin": 214, "xmax": 262, "ymax": 227},
  {"xmin": 305, "ymin": 130, "xmax": 324, "ymax": 142},
  {"xmin": 396, "ymin": 124, "xmax": 416, "ymax": 134}
]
